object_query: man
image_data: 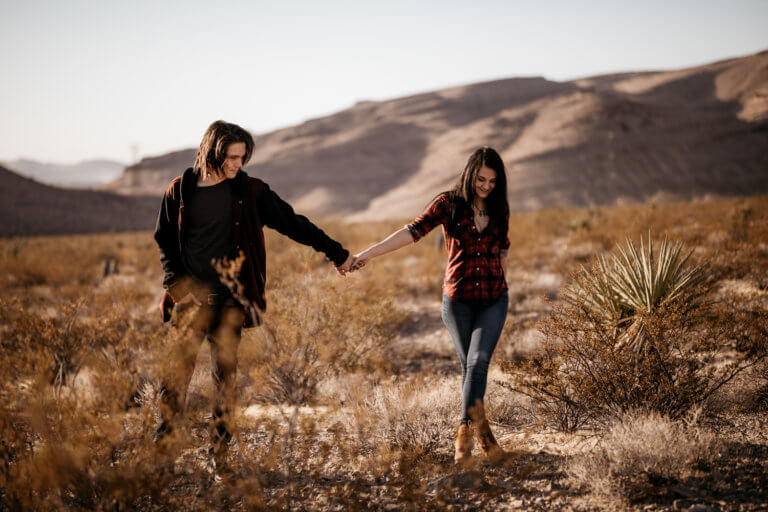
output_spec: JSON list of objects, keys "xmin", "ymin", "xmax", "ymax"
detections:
[{"xmin": 153, "ymin": 120, "xmax": 354, "ymax": 464}]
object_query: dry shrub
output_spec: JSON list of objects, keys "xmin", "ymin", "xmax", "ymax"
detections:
[
  {"xmin": 0, "ymin": 223, "xmax": 452, "ymax": 510},
  {"xmin": 241, "ymin": 272, "xmax": 405, "ymax": 405},
  {"xmin": 751, "ymin": 357, "xmax": 768, "ymax": 412},
  {"xmin": 501, "ymin": 233, "xmax": 768, "ymax": 431},
  {"xmin": 1, "ymin": 197, "xmax": 766, "ymax": 510},
  {"xmin": 235, "ymin": 241, "xmax": 408, "ymax": 405},
  {"xmin": 503, "ymin": 293, "xmax": 768, "ymax": 431},
  {"xmin": 485, "ymin": 379, "xmax": 534, "ymax": 428},
  {"xmin": 222, "ymin": 405, "xmax": 440, "ymax": 511},
  {"xmin": 0, "ymin": 293, "xmax": 183, "ymax": 510},
  {"xmin": 0, "ymin": 342, "xmax": 187, "ymax": 510},
  {"xmin": 248, "ymin": 326, "xmax": 323, "ymax": 405},
  {"xmin": 353, "ymin": 377, "xmax": 460, "ymax": 456},
  {"xmin": 568, "ymin": 411, "xmax": 720, "ymax": 499},
  {"xmin": 0, "ymin": 298, "xmax": 133, "ymax": 390}
]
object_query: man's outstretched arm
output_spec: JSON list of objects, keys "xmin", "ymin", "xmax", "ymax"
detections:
[{"xmin": 256, "ymin": 183, "xmax": 351, "ymax": 270}]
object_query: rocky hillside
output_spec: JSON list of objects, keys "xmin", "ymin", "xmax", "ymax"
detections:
[
  {"xmin": 0, "ymin": 166, "xmax": 158, "ymax": 236},
  {"xmin": 104, "ymin": 51, "xmax": 768, "ymax": 220}
]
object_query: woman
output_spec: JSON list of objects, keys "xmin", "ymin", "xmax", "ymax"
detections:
[{"xmin": 354, "ymin": 146, "xmax": 510, "ymax": 464}]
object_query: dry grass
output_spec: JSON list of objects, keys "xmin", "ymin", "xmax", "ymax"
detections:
[
  {"xmin": 568, "ymin": 411, "xmax": 720, "ymax": 501},
  {"xmin": 354, "ymin": 377, "xmax": 461, "ymax": 455},
  {"xmin": 1, "ymin": 196, "xmax": 767, "ymax": 510}
]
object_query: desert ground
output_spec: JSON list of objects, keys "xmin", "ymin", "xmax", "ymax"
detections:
[{"xmin": 1, "ymin": 196, "xmax": 767, "ymax": 511}]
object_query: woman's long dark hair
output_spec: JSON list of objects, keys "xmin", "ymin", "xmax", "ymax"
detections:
[{"xmin": 442, "ymin": 146, "xmax": 509, "ymax": 237}]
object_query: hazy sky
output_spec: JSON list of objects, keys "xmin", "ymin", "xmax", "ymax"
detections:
[{"xmin": 1, "ymin": 0, "xmax": 766, "ymax": 164}]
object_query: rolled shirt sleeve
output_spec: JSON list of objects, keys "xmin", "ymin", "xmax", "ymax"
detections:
[{"xmin": 405, "ymin": 193, "xmax": 451, "ymax": 242}]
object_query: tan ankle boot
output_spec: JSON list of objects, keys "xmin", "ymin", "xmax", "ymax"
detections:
[
  {"xmin": 472, "ymin": 404, "xmax": 507, "ymax": 465},
  {"xmin": 454, "ymin": 423, "xmax": 473, "ymax": 463}
]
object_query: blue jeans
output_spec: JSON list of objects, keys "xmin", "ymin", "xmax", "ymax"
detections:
[{"xmin": 441, "ymin": 292, "xmax": 508, "ymax": 424}]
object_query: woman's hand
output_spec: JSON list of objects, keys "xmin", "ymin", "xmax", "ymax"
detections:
[
  {"xmin": 335, "ymin": 254, "xmax": 357, "ymax": 276},
  {"xmin": 351, "ymin": 250, "xmax": 371, "ymax": 271}
]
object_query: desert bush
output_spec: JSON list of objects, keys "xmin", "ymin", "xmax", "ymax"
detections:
[
  {"xmin": 1, "ymin": 299, "xmax": 111, "ymax": 389},
  {"xmin": 746, "ymin": 318, "xmax": 768, "ymax": 411},
  {"xmin": 485, "ymin": 379, "xmax": 535, "ymax": 428},
  {"xmin": 0, "ymin": 346, "xmax": 190, "ymax": 510},
  {"xmin": 248, "ymin": 325, "xmax": 324, "ymax": 405},
  {"xmin": 223, "ymin": 230, "xmax": 413, "ymax": 406},
  {"xmin": 0, "ymin": 222, "xmax": 448, "ymax": 509},
  {"xmin": 563, "ymin": 234, "xmax": 706, "ymax": 353},
  {"xmin": 502, "ymin": 236, "xmax": 768, "ymax": 431},
  {"xmin": 0, "ymin": 290, "xmax": 188, "ymax": 510},
  {"xmin": 240, "ymin": 269, "xmax": 405, "ymax": 405},
  {"xmin": 568, "ymin": 411, "xmax": 720, "ymax": 499},
  {"xmin": 2, "ymin": 197, "xmax": 767, "ymax": 510},
  {"xmin": 754, "ymin": 361, "xmax": 768, "ymax": 411},
  {"xmin": 352, "ymin": 377, "xmax": 460, "ymax": 457}
]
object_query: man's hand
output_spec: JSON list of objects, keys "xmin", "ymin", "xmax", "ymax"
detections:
[{"xmin": 335, "ymin": 254, "xmax": 357, "ymax": 276}]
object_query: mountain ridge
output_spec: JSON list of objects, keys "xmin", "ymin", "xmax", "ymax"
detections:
[
  {"xmin": 0, "ymin": 165, "xmax": 158, "ymax": 237},
  {"xmin": 97, "ymin": 50, "xmax": 768, "ymax": 220},
  {"xmin": 3, "ymin": 158, "xmax": 125, "ymax": 187}
]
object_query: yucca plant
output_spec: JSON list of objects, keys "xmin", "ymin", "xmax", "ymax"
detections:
[{"xmin": 563, "ymin": 233, "xmax": 705, "ymax": 353}]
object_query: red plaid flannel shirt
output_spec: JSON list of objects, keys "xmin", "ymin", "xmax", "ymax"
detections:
[{"xmin": 406, "ymin": 193, "xmax": 509, "ymax": 305}]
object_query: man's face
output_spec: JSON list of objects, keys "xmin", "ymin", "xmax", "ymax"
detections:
[{"xmin": 222, "ymin": 142, "xmax": 246, "ymax": 179}]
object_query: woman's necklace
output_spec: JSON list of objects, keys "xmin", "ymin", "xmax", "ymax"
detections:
[{"xmin": 474, "ymin": 204, "xmax": 488, "ymax": 217}]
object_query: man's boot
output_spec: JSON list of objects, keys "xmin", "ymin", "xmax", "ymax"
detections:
[
  {"xmin": 454, "ymin": 423, "xmax": 473, "ymax": 463},
  {"xmin": 210, "ymin": 409, "xmax": 233, "ymax": 479}
]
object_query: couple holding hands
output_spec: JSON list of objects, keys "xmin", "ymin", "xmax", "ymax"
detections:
[{"xmin": 154, "ymin": 120, "xmax": 511, "ymax": 467}]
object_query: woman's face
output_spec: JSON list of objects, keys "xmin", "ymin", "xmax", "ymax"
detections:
[{"xmin": 474, "ymin": 166, "xmax": 497, "ymax": 201}]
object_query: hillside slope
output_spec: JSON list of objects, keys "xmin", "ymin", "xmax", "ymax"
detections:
[
  {"xmin": 0, "ymin": 166, "xmax": 158, "ymax": 237},
  {"xmin": 104, "ymin": 50, "xmax": 768, "ymax": 220},
  {"xmin": 2, "ymin": 158, "xmax": 125, "ymax": 187}
]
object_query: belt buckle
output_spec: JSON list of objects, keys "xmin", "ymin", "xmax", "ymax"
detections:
[{"xmin": 207, "ymin": 293, "xmax": 218, "ymax": 306}]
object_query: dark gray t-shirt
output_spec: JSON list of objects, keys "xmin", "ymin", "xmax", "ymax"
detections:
[{"xmin": 182, "ymin": 179, "xmax": 234, "ymax": 285}]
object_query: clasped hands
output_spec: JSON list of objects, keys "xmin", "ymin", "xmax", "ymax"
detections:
[{"xmin": 334, "ymin": 251, "xmax": 370, "ymax": 276}]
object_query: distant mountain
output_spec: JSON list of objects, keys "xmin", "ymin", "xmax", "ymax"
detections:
[
  {"xmin": 2, "ymin": 159, "xmax": 125, "ymax": 187},
  {"xmin": 100, "ymin": 149, "xmax": 195, "ymax": 195},
  {"xmin": 102, "ymin": 50, "xmax": 768, "ymax": 220},
  {"xmin": 0, "ymin": 165, "xmax": 158, "ymax": 237}
]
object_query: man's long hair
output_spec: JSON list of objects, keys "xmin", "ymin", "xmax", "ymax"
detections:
[
  {"xmin": 193, "ymin": 120, "xmax": 255, "ymax": 177},
  {"xmin": 444, "ymin": 146, "xmax": 509, "ymax": 237}
]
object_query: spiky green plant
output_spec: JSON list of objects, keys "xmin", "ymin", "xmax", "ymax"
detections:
[{"xmin": 564, "ymin": 233, "xmax": 705, "ymax": 352}]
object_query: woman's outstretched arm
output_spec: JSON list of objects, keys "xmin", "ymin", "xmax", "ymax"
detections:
[
  {"xmin": 353, "ymin": 193, "xmax": 450, "ymax": 270},
  {"xmin": 354, "ymin": 227, "xmax": 415, "ymax": 268}
]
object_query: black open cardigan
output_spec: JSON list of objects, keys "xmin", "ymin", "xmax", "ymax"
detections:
[{"xmin": 153, "ymin": 168, "xmax": 349, "ymax": 327}]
